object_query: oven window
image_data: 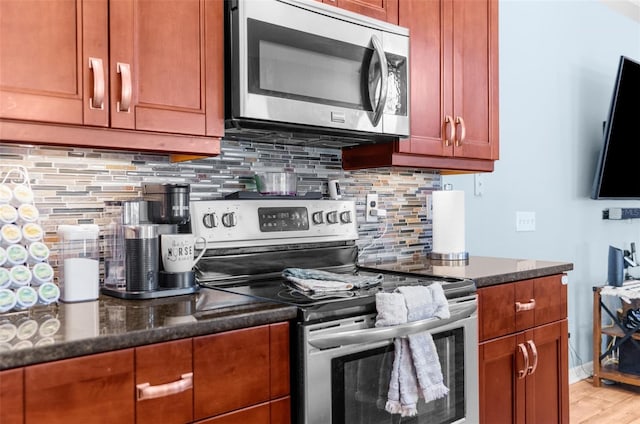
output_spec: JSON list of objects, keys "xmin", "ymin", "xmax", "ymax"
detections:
[
  {"xmin": 332, "ymin": 329, "xmax": 465, "ymax": 423},
  {"xmin": 247, "ymin": 19, "xmax": 372, "ymax": 111}
]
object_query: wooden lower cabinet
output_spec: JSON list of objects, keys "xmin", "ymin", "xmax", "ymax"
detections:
[
  {"xmin": 479, "ymin": 320, "xmax": 568, "ymax": 424},
  {"xmin": 0, "ymin": 368, "xmax": 24, "ymax": 424},
  {"xmin": 136, "ymin": 339, "xmax": 193, "ymax": 424},
  {"xmin": 478, "ymin": 275, "xmax": 569, "ymax": 424},
  {"xmin": 24, "ymin": 349, "xmax": 135, "ymax": 424},
  {"xmin": 3, "ymin": 322, "xmax": 290, "ymax": 423}
]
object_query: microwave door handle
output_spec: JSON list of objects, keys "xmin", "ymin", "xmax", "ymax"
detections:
[
  {"xmin": 308, "ymin": 302, "xmax": 477, "ymax": 349},
  {"xmin": 369, "ymin": 35, "xmax": 388, "ymax": 127}
]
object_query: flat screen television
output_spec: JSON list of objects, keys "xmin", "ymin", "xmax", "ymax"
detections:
[{"xmin": 591, "ymin": 55, "xmax": 640, "ymax": 199}]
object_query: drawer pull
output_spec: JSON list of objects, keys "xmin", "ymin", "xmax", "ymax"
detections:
[
  {"xmin": 515, "ymin": 299, "xmax": 536, "ymax": 312},
  {"xmin": 137, "ymin": 372, "xmax": 193, "ymax": 401},
  {"xmin": 444, "ymin": 115, "xmax": 456, "ymax": 147},
  {"xmin": 517, "ymin": 343, "xmax": 529, "ymax": 379},
  {"xmin": 88, "ymin": 57, "xmax": 105, "ymax": 110},
  {"xmin": 526, "ymin": 340, "xmax": 539, "ymax": 375},
  {"xmin": 454, "ymin": 116, "xmax": 466, "ymax": 146}
]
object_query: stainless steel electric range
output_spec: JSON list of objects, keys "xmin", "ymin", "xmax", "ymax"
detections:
[{"xmin": 190, "ymin": 197, "xmax": 479, "ymax": 424}]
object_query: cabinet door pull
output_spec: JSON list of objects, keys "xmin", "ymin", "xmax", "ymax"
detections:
[
  {"xmin": 526, "ymin": 340, "xmax": 539, "ymax": 375},
  {"xmin": 515, "ymin": 299, "xmax": 536, "ymax": 312},
  {"xmin": 455, "ymin": 116, "xmax": 466, "ymax": 146},
  {"xmin": 136, "ymin": 372, "xmax": 193, "ymax": 401},
  {"xmin": 517, "ymin": 343, "xmax": 529, "ymax": 379},
  {"xmin": 444, "ymin": 115, "xmax": 456, "ymax": 147},
  {"xmin": 88, "ymin": 57, "xmax": 105, "ymax": 110},
  {"xmin": 117, "ymin": 62, "xmax": 132, "ymax": 113}
]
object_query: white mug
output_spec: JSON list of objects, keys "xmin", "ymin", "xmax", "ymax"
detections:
[{"xmin": 160, "ymin": 234, "xmax": 207, "ymax": 273}]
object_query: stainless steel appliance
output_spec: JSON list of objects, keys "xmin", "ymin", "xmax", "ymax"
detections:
[
  {"xmin": 102, "ymin": 183, "xmax": 198, "ymax": 300},
  {"xmin": 225, "ymin": 0, "xmax": 410, "ymax": 147},
  {"xmin": 191, "ymin": 197, "xmax": 478, "ymax": 423}
]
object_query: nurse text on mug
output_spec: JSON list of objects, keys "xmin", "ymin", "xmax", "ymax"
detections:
[{"xmin": 160, "ymin": 234, "xmax": 207, "ymax": 273}]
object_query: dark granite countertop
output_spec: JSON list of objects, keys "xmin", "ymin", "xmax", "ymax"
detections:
[
  {"xmin": 0, "ymin": 256, "xmax": 573, "ymax": 371},
  {"xmin": 360, "ymin": 255, "xmax": 574, "ymax": 288},
  {"xmin": 0, "ymin": 288, "xmax": 297, "ymax": 371}
]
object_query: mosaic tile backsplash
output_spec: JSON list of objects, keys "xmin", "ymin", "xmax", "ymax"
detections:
[{"xmin": 0, "ymin": 140, "xmax": 441, "ymax": 276}]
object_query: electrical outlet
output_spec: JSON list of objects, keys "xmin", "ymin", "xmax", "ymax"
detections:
[
  {"xmin": 474, "ymin": 174, "xmax": 484, "ymax": 196},
  {"xmin": 366, "ymin": 194, "xmax": 378, "ymax": 222},
  {"xmin": 425, "ymin": 193, "xmax": 433, "ymax": 220},
  {"xmin": 516, "ymin": 211, "xmax": 536, "ymax": 232}
]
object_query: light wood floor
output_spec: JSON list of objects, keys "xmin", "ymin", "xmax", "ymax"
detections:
[{"xmin": 570, "ymin": 378, "xmax": 640, "ymax": 423}]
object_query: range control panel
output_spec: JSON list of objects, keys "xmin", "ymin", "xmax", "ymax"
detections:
[{"xmin": 190, "ymin": 199, "xmax": 358, "ymax": 249}]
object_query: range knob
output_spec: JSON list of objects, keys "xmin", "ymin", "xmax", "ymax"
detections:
[
  {"xmin": 202, "ymin": 212, "xmax": 219, "ymax": 228},
  {"xmin": 339, "ymin": 211, "xmax": 352, "ymax": 223},
  {"xmin": 221, "ymin": 212, "xmax": 237, "ymax": 228},
  {"xmin": 312, "ymin": 211, "xmax": 324, "ymax": 225},
  {"xmin": 326, "ymin": 211, "xmax": 338, "ymax": 224}
]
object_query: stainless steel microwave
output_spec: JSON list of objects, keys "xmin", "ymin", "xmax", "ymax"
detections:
[{"xmin": 225, "ymin": 0, "xmax": 410, "ymax": 147}]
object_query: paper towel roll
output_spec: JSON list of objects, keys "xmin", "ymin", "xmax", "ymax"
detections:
[{"xmin": 432, "ymin": 190, "xmax": 466, "ymax": 256}]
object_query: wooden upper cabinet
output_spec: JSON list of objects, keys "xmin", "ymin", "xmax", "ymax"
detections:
[
  {"xmin": 342, "ymin": 0, "xmax": 499, "ymax": 172},
  {"xmin": 0, "ymin": 0, "xmax": 223, "ymax": 155},
  {"xmin": 109, "ymin": 0, "xmax": 224, "ymax": 137},
  {"xmin": 0, "ymin": 0, "xmax": 109, "ymax": 127},
  {"xmin": 321, "ymin": 0, "xmax": 399, "ymax": 24}
]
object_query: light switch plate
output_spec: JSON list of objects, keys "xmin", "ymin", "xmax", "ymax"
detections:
[{"xmin": 516, "ymin": 211, "xmax": 536, "ymax": 232}]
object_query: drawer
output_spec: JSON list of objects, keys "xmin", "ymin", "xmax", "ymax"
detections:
[{"xmin": 479, "ymin": 275, "xmax": 567, "ymax": 341}]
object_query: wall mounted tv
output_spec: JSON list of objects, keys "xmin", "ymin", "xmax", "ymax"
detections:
[{"xmin": 591, "ymin": 55, "xmax": 640, "ymax": 199}]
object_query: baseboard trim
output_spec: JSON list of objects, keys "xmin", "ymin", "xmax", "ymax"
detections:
[{"xmin": 569, "ymin": 361, "xmax": 593, "ymax": 384}]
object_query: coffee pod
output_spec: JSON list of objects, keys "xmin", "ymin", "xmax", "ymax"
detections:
[
  {"xmin": 22, "ymin": 223, "xmax": 43, "ymax": 243},
  {"xmin": 0, "ymin": 204, "xmax": 17, "ymax": 225},
  {"xmin": 6, "ymin": 244, "xmax": 28, "ymax": 266},
  {"xmin": 28, "ymin": 242, "xmax": 50, "ymax": 263},
  {"xmin": 0, "ymin": 246, "xmax": 6, "ymax": 267},
  {"xmin": 10, "ymin": 265, "xmax": 32, "ymax": 288},
  {"xmin": 0, "ymin": 289, "xmax": 17, "ymax": 313},
  {"xmin": 15, "ymin": 286, "xmax": 38, "ymax": 310},
  {"xmin": 12, "ymin": 184, "xmax": 34, "ymax": 205},
  {"xmin": 0, "ymin": 185, "xmax": 12, "ymax": 204},
  {"xmin": 18, "ymin": 204, "xmax": 39, "ymax": 223},
  {"xmin": 37, "ymin": 283, "xmax": 60, "ymax": 305},
  {"xmin": 0, "ymin": 268, "xmax": 10, "ymax": 289},
  {"xmin": 16, "ymin": 317, "xmax": 38, "ymax": 340},
  {"xmin": 1, "ymin": 224, "xmax": 22, "ymax": 245},
  {"xmin": 32, "ymin": 263, "xmax": 54, "ymax": 285}
]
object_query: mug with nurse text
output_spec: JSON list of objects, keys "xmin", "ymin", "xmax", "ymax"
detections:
[{"xmin": 160, "ymin": 234, "xmax": 207, "ymax": 273}]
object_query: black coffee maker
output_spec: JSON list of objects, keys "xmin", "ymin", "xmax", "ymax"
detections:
[{"xmin": 102, "ymin": 183, "xmax": 198, "ymax": 300}]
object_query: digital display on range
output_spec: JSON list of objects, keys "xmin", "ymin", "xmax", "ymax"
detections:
[{"xmin": 258, "ymin": 207, "xmax": 309, "ymax": 232}]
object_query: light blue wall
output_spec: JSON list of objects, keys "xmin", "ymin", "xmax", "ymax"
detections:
[{"xmin": 445, "ymin": 1, "xmax": 640, "ymax": 372}]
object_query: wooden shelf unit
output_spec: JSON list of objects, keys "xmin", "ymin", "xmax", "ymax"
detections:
[{"xmin": 592, "ymin": 286, "xmax": 640, "ymax": 387}]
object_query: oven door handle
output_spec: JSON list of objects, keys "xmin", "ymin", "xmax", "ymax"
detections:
[{"xmin": 308, "ymin": 301, "xmax": 477, "ymax": 349}]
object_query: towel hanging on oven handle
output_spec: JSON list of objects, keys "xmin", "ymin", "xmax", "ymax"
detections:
[{"xmin": 308, "ymin": 296, "xmax": 477, "ymax": 349}]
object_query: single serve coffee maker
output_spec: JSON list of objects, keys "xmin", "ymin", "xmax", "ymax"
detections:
[{"xmin": 102, "ymin": 183, "xmax": 202, "ymax": 299}]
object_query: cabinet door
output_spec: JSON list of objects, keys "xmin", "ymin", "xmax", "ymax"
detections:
[
  {"xmin": 24, "ymin": 349, "xmax": 135, "ymax": 424},
  {"xmin": 109, "ymin": 0, "xmax": 224, "ymax": 137},
  {"xmin": 525, "ymin": 320, "xmax": 569, "ymax": 424},
  {"xmin": 450, "ymin": 0, "xmax": 498, "ymax": 160},
  {"xmin": 397, "ymin": 0, "xmax": 449, "ymax": 157},
  {"xmin": 193, "ymin": 326, "xmax": 271, "ymax": 420},
  {"xmin": 0, "ymin": 0, "xmax": 109, "ymax": 126},
  {"xmin": 0, "ymin": 368, "xmax": 24, "ymax": 424},
  {"xmin": 135, "ymin": 339, "xmax": 193, "ymax": 424},
  {"xmin": 197, "ymin": 402, "xmax": 270, "ymax": 424},
  {"xmin": 479, "ymin": 333, "xmax": 525, "ymax": 424},
  {"xmin": 322, "ymin": 0, "xmax": 399, "ymax": 24}
]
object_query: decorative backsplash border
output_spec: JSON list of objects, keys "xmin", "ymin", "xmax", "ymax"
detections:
[{"xmin": 0, "ymin": 140, "xmax": 440, "ymax": 270}]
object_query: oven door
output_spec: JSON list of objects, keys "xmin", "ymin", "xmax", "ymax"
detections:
[
  {"xmin": 300, "ymin": 298, "xmax": 478, "ymax": 424},
  {"xmin": 229, "ymin": 0, "xmax": 409, "ymax": 136}
]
